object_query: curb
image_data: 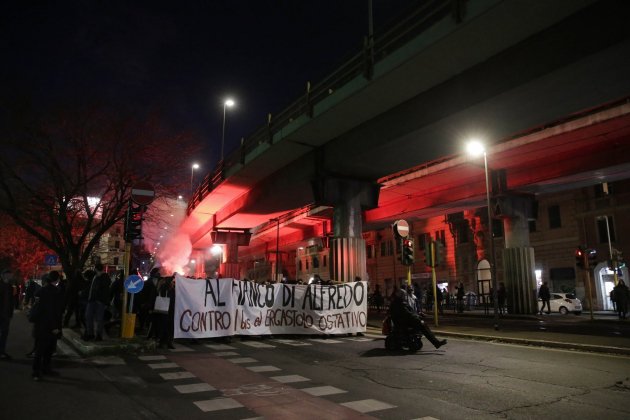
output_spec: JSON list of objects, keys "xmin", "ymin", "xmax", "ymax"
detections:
[
  {"xmin": 61, "ymin": 327, "xmax": 157, "ymax": 357},
  {"xmin": 433, "ymin": 330, "xmax": 630, "ymax": 356},
  {"xmin": 365, "ymin": 322, "xmax": 630, "ymax": 356}
]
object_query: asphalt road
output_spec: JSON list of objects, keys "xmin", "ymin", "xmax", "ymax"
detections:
[{"xmin": 2, "ymin": 310, "xmax": 630, "ymax": 420}]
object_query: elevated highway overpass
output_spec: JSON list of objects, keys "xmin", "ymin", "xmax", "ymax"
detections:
[{"xmin": 179, "ymin": 0, "xmax": 630, "ymax": 312}]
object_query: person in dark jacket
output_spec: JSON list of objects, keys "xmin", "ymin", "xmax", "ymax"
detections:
[
  {"xmin": 31, "ymin": 271, "xmax": 63, "ymax": 380},
  {"xmin": 389, "ymin": 288, "xmax": 447, "ymax": 350},
  {"xmin": 538, "ymin": 281, "xmax": 551, "ymax": 315},
  {"xmin": 63, "ymin": 270, "xmax": 85, "ymax": 328},
  {"xmin": 156, "ymin": 276, "xmax": 176, "ymax": 349},
  {"xmin": 497, "ymin": 282, "xmax": 507, "ymax": 315},
  {"xmin": 141, "ymin": 268, "xmax": 160, "ymax": 338},
  {"xmin": 613, "ymin": 280, "xmax": 629, "ymax": 320},
  {"xmin": 84, "ymin": 263, "xmax": 111, "ymax": 341},
  {"xmin": 0, "ymin": 268, "xmax": 15, "ymax": 360}
]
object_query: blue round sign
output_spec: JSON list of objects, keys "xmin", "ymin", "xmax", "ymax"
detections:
[{"xmin": 124, "ymin": 275, "xmax": 144, "ymax": 294}]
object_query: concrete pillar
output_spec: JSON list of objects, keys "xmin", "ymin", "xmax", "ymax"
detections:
[
  {"xmin": 191, "ymin": 250, "xmax": 206, "ymax": 278},
  {"xmin": 497, "ymin": 194, "xmax": 538, "ymax": 314},
  {"xmin": 313, "ymin": 177, "xmax": 379, "ymax": 282},
  {"xmin": 211, "ymin": 231, "xmax": 251, "ymax": 280}
]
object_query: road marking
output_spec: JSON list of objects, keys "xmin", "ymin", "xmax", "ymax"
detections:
[
  {"xmin": 345, "ymin": 337, "xmax": 374, "ymax": 342},
  {"xmin": 301, "ymin": 385, "xmax": 347, "ymax": 396},
  {"xmin": 139, "ymin": 355, "xmax": 167, "ymax": 361},
  {"xmin": 214, "ymin": 351, "xmax": 240, "ymax": 357},
  {"xmin": 340, "ymin": 399, "xmax": 397, "ymax": 413},
  {"xmin": 56, "ymin": 340, "xmax": 80, "ymax": 358},
  {"xmin": 309, "ymin": 338, "xmax": 343, "ymax": 344},
  {"xmin": 193, "ymin": 397, "xmax": 243, "ymax": 412},
  {"xmin": 246, "ymin": 365, "xmax": 281, "ymax": 372},
  {"xmin": 91, "ymin": 356, "xmax": 126, "ymax": 365},
  {"xmin": 272, "ymin": 339, "xmax": 311, "ymax": 346},
  {"xmin": 271, "ymin": 374, "xmax": 310, "ymax": 383},
  {"xmin": 228, "ymin": 357, "xmax": 258, "ymax": 364},
  {"xmin": 222, "ymin": 383, "xmax": 290, "ymax": 397},
  {"xmin": 410, "ymin": 417, "xmax": 440, "ymax": 420},
  {"xmin": 240, "ymin": 341, "xmax": 276, "ymax": 348},
  {"xmin": 160, "ymin": 371, "xmax": 196, "ymax": 380},
  {"xmin": 148, "ymin": 362, "xmax": 179, "ymax": 369},
  {"xmin": 205, "ymin": 344, "xmax": 237, "ymax": 350},
  {"xmin": 174, "ymin": 383, "xmax": 216, "ymax": 394}
]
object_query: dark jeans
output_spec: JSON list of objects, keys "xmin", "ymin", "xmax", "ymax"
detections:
[
  {"xmin": 33, "ymin": 336, "xmax": 57, "ymax": 375},
  {"xmin": 85, "ymin": 301, "xmax": 105, "ymax": 337},
  {"xmin": 0, "ymin": 317, "xmax": 11, "ymax": 353},
  {"xmin": 540, "ymin": 300, "xmax": 551, "ymax": 314}
]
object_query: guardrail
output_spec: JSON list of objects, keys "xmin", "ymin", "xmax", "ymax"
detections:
[{"xmin": 188, "ymin": 0, "xmax": 454, "ymax": 215}]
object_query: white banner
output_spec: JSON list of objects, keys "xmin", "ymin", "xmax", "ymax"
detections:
[{"xmin": 174, "ymin": 274, "xmax": 367, "ymax": 339}]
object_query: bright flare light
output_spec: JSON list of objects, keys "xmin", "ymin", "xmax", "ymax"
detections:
[
  {"xmin": 224, "ymin": 98, "xmax": 235, "ymax": 107},
  {"xmin": 466, "ymin": 140, "xmax": 485, "ymax": 157},
  {"xmin": 211, "ymin": 244, "xmax": 223, "ymax": 256}
]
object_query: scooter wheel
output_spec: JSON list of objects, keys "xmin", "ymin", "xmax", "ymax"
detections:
[{"xmin": 408, "ymin": 335, "xmax": 423, "ymax": 352}]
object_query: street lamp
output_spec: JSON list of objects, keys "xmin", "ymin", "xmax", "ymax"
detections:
[
  {"xmin": 466, "ymin": 139, "xmax": 500, "ymax": 330},
  {"xmin": 221, "ymin": 98, "xmax": 235, "ymax": 162},
  {"xmin": 190, "ymin": 163, "xmax": 199, "ymax": 194}
]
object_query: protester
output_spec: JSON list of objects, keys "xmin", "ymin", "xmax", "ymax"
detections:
[
  {"xmin": 0, "ymin": 268, "xmax": 15, "ymax": 360},
  {"xmin": 84, "ymin": 263, "xmax": 111, "ymax": 341},
  {"xmin": 389, "ymin": 288, "xmax": 447, "ymax": 349},
  {"xmin": 156, "ymin": 276, "xmax": 176, "ymax": 349},
  {"xmin": 538, "ymin": 281, "xmax": 551, "ymax": 315},
  {"xmin": 141, "ymin": 267, "xmax": 160, "ymax": 339},
  {"xmin": 372, "ymin": 284, "xmax": 384, "ymax": 313},
  {"xmin": 613, "ymin": 280, "xmax": 629, "ymax": 320},
  {"xmin": 456, "ymin": 282, "xmax": 465, "ymax": 313},
  {"xmin": 63, "ymin": 269, "xmax": 85, "ymax": 328},
  {"xmin": 31, "ymin": 271, "xmax": 63, "ymax": 380}
]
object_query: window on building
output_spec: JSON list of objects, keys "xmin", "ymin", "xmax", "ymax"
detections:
[
  {"xmin": 395, "ymin": 238, "xmax": 401, "ymax": 255},
  {"xmin": 388, "ymin": 240, "xmax": 394, "ymax": 256},
  {"xmin": 492, "ymin": 221, "xmax": 503, "ymax": 238},
  {"xmin": 434, "ymin": 230, "xmax": 446, "ymax": 246},
  {"xmin": 380, "ymin": 242, "xmax": 386, "ymax": 257},
  {"xmin": 323, "ymin": 255, "xmax": 327, "ymax": 267},
  {"xmin": 597, "ymin": 216, "xmax": 616, "ymax": 243},
  {"xmin": 457, "ymin": 222, "xmax": 469, "ymax": 244},
  {"xmin": 113, "ymin": 257, "xmax": 119, "ymax": 265},
  {"xmin": 529, "ymin": 220, "xmax": 536, "ymax": 232},
  {"xmin": 549, "ymin": 267, "xmax": 576, "ymax": 280},
  {"xmin": 366, "ymin": 244, "xmax": 373, "ymax": 259},
  {"xmin": 418, "ymin": 233, "xmax": 430, "ymax": 250},
  {"xmin": 298, "ymin": 260, "xmax": 303, "ymax": 271},
  {"xmin": 594, "ymin": 182, "xmax": 613, "ymax": 198},
  {"xmin": 306, "ymin": 260, "xmax": 309, "ymax": 270},
  {"xmin": 115, "ymin": 227, "xmax": 121, "ymax": 235},
  {"xmin": 114, "ymin": 240, "xmax": 120, "ymax": 249},
  {"xmin": 548, "ymin": 205, "xmax": 561, "ymax": 229}
]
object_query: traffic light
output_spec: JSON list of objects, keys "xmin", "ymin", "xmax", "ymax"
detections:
[
  {"xmin": 423, "ymin": 237, "xmax": 432, "ymax": 267},
  {"xmin": 587, "ymin": 248, "xmax": 597, "ymax": 268},
  {"xmin": 402, "ymin": 239, "xmax": 414, "ymax": 266},
  {"xmin": 575, "ymin": 247, "xmax": 585, "ymax": 269},
  {"xmin": 125, "ymin": 204, "xmax": 146, "ymax": 241},
  {"xmin": 434, "ymin": 241, "xmax": 444, "ymax": 266}
]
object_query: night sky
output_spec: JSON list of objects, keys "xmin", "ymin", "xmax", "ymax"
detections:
[{"xmin": 2, "ymin": 0, "xmax": 417, "ymax": 169}]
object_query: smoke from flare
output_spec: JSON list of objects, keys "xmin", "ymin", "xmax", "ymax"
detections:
[{"xmin": 158, "ymin": 232, "xmax": 192, "ymax": 276}]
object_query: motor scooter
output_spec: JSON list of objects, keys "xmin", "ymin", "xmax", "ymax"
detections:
[{"xmin": 383, "ymin": 316, "xmax": 423, "ymax": 352}]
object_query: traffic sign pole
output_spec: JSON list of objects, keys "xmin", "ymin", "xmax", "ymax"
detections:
[{"xmin": 122, "ymin": 242, "xmax": 132, "ymax": 338}]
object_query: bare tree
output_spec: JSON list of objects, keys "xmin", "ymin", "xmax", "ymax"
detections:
[
  {"xmin": 0, "ymin": 105, "xmax": 203, "ymax": 279},
  {"xmin": 0, "ymin": 215, "xmax": 50, "ymax": 279}
]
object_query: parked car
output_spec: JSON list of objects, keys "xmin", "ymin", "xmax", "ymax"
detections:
[{"xmin": 539, "ymin": 292, "xmax": 582, "ymax": 315}]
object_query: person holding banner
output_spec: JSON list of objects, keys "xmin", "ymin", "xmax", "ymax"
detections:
[{"xmin": 389, "ymin": 288, "xmax": 447, "ymax": 350}]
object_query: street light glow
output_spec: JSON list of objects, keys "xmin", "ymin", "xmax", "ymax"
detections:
[
  {"xmin": 211, "ymin": 244, "xmax": 223, "ymax": 256},
  {"xmin": 192, "ymin": 163, "xmax": 199, "ymax": 169},
  {"xmin": 466, "ymin": 139, "xmax": 485, "ymax": 157},
  {"xmin": 224, "ymin": 98, "xmax": 235, "ymax": 107}
]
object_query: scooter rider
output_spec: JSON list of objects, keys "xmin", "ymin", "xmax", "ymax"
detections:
[{"xmin": 389, "ymin": 288, "xmax": 447, "ymax": 349}]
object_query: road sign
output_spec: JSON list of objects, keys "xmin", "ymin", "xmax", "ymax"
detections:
[
  {"xmin": 44, "ymin": 255, "xmax": 58, "ymax": 266},
  {"xmin": 131, "ymin": 181, "xmax": 155, "ymax": 206},
  {"xmin": 393, "ymin": 219, "xmax": 409, "ymax": 238},
  {"xmin": 124, "ymin": 275, "xmax": 144, "ymax": 294}
]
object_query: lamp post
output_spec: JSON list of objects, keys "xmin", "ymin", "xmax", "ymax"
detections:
[
  {"xmin": 221, "ymin": 98, "xmax": 235, "ymax": 162},
  {"xmin": 190, "ymin": 163, "xmax": 199, "ymax": 195},
  {"xmin": 466, "ymin": 140, "xmax": 500, "ymax": 330}
]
